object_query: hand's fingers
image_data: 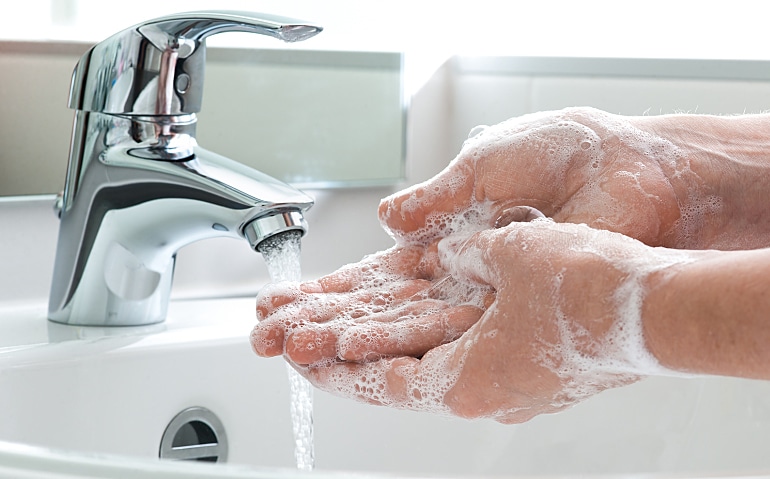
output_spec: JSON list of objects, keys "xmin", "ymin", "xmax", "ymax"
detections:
[
  {"xmin": 252, "ymin": 301, "xmax": 339, "ymax": 357},
  {"xmin": 439, "ymin": 227, "xmax": 522, "ymax": 289},
  {"xmin": 285, "ymin": 323, "xmax": 342, "ymax": 365},
  {"xmin": 378, "ymin": 157, "xmax": 476, "ymax": 239},
  {"xmin": 492, "ymin": 403, "xmax": 571, "ymax": 425},
  {"xmin": 412, "ymin": 273, "xmax": 496, "ymax": 310},
  {"xmin": 252, "ymin": 299, "xmax": 352, "ymax": 358},
  {"xmin": 301, "ymin": 347, "xmax": 461, "ymax": 414},
  {"xmin": 284, "ymin": 297, "xmax": 447, "ymax": 365},
  {"xmin": 250, "ymin": 322, "xmax": 284, "ymax": 357},
  {"xmin": 283, "ymin": 290, "xmax": 487, "ymax": 365},
  {"xmin": 300, "ymin": 342, "xmax": 547, "ymax": 420},
  {"xmin": 494, "ymin": 205, "xmax": 546, "ymax": 227},
  {"xmin": 256, "ymin": 282, "xmax": 302, "ymax": 320},
  {"xmin": 337, "ymin": 304, "xmax": 484, "ymax": 361},
  {"xmin": 251, "ymin": 307, "xmax": 310, "ymax": 357},
  {"xmin": 309, "ymin": 279, "xmax": 435, "ymax": 324},
  {"xmin": 257, "ymin": 276, "xmax": 424, "ymax": 320},
  {"xmin": 376, "ymin": 120, "xmax": 565, "ymax": 241},
  {"xmin": 378, "ymin": 110, "xmax": 614, "ymax": 242},
  {"xmin": 255, "ymin": 278, "xmax": 435, "ymax": 359},
  {"xmin": 302, "ymin": 246, "xmax": 434, "ymax": 295},
  {"xmin": 352, "ymin": 297, "xmax": 445, "ymax": 324}
]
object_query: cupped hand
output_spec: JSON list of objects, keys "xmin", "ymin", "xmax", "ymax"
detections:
[
  {"xmin": 258, "ymin": 220, "xmax": 697, "ymax": 423},
  {"xmin": 251, "ymin": 243, "xmax": 494, "ymax": 365},
  {"xmin": 379, "ymin": 106, "xmax": 687, "ymax": 248}
]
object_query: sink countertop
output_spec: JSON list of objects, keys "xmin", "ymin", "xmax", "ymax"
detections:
[{"xmin": 0, "ymin": 296, "xmax": 258, "ymax": 363}]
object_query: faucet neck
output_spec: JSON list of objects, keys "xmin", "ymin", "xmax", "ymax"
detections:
[{"xmin": 49, "ymin": 112, "xmax": 312, "ymax": 326}]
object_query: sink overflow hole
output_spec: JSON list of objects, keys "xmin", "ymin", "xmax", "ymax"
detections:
[{"xmin": 160, "ymin": 407, "xmax": 228, "ymax": 463}]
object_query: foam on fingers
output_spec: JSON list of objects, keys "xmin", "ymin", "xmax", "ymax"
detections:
[
  {"xmin": 250, "ymin": 323, "xmax": 286, "ymax": 357},
  {"xmin": 378, "ymin": 157, "xmax": 477, "ymax": 240},
  {"xmin": 286, "ymin": 326, "xmax": 342, "ymax": 365},
  {"xmin": 304, "ymin": 343, "xmax": 467, "ymax": 415},
  {"xmin": 256, "ymin": 281, "xmax": 303, "ymax": 319},
  {"xmin": 337, "ymin": 304, "xmax": 484, "ymax": 361}
]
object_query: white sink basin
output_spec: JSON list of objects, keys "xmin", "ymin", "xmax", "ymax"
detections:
[
  {"xmin": 0, "ymin": 298, "xmax": 296, "ymax": 468},
  {"xmin": 3, "ymin": 297, "xmax": 770, "ymax": 478}
]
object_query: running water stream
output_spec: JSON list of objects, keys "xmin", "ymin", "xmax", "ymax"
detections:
[{"xmin": 258, "ymin": 231, "xmax": 314, "ymax": 471}]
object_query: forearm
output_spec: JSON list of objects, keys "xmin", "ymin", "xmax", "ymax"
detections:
[
  {"xmin": 637, "ymin": 113, "xmax": 770, "ymax": 249},
  {"xmin": 642, "ymin": 247, "xmax": 770, "ymax": 379}
]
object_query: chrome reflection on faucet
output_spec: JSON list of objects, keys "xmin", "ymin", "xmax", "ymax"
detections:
[{"xmin": 48, "ymin": 11, "xmax": 321, "ymax": 326}]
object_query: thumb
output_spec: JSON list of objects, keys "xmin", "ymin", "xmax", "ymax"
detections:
[
  {"xmin": 436, "ymin": 228, "xmax": 504, "ymax": 289},
  {"xmin": 435, "ymin": 220, "xmax": 555, "ymax": 290},
  {"xmin": 378, "ymin": 157, "xmax": 476, "ymax": 243}
]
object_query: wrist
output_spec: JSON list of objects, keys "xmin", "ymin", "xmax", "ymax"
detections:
[
  {"xmin": 609, "ymin": 247, "xmax": 701, "ymax": 377},
  {"xmin": 641, "ymin": 248, "xmax": 770, "ymax": 378},
  {"xmin": 639, "ymin": 258, "xmax": 697, "ymax": 374}
]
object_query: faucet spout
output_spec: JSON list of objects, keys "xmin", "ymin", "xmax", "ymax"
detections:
[{"xmin": 49, "ymin": 112, "xmax": 313, "ymax": 327}]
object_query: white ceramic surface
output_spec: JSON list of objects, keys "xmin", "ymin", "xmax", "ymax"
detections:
[{"xmin": 4, "ymin": 296, "xmax": 770, "ymax": 478}]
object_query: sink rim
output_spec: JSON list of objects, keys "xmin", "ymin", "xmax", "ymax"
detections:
[{"xmin": 0, "ymin": 439, "xmax": 361, "ymax": 479}]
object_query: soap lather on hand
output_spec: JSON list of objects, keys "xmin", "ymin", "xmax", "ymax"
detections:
[{"xmin": 252, "ymin": 107, "xmax": 770, "ymax": 423}]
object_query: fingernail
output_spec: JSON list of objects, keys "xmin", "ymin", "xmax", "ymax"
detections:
[
  {"xmin": 250, "ymin": 326, "xmax": 283, "ymax": 357},
  {"xmin": 300, "ymin": 281, "xmax": 323, "ymax": 293}
]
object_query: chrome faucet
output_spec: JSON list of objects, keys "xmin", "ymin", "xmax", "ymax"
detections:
[{"xmin": 48, "ymin": 11, "xmax": 321, "ymax": 327}]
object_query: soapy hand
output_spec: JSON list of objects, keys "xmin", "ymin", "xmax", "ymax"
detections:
[
  {"xmin": 251, "ymin": 107, "xmax": 767, "ymax": 422},
  {"xmin": 379, "ymin": 106, "xmax": 687, "ymax": 248}
]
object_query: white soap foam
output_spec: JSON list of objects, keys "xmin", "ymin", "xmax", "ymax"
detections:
[
  {"xmin": 316, "ymin": 339, "xmax": 471, "ymax": 416},
  {"xmin": 532, "ymin": 223, "xmax": 698, "ymax": 409},
  {"xmin": 432, "ymin": 218, "xmax": 699, "ymax": 416}
]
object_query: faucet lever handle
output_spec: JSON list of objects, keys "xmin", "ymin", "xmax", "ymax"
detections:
[
  {"xmin": 137, "ymin": 11, "xmax": 322, "ymax": 50},
  {"xmin": 68, "ymin": 10, "xmax": 322, "ymax": 115}
]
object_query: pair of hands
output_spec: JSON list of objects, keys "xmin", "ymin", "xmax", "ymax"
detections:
[{"xmin": 250, "ymin": 107, "xmax": 720, "ymax": 423}]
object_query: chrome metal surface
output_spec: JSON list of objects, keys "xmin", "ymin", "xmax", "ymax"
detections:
[
  {"xmin": 49, "ymin": 11, "xmax": 318, "ymax": 327},
  {"xmin": 159, "ymin": 407, "xmax": 228, "ymax": 462},
  {"xmin": 68, "ymin": 11, "xmax": 322, "ymax": 115},
  {"xmin": 244, "ymin": 211, "xmax": 307, "ymax": 252}
]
